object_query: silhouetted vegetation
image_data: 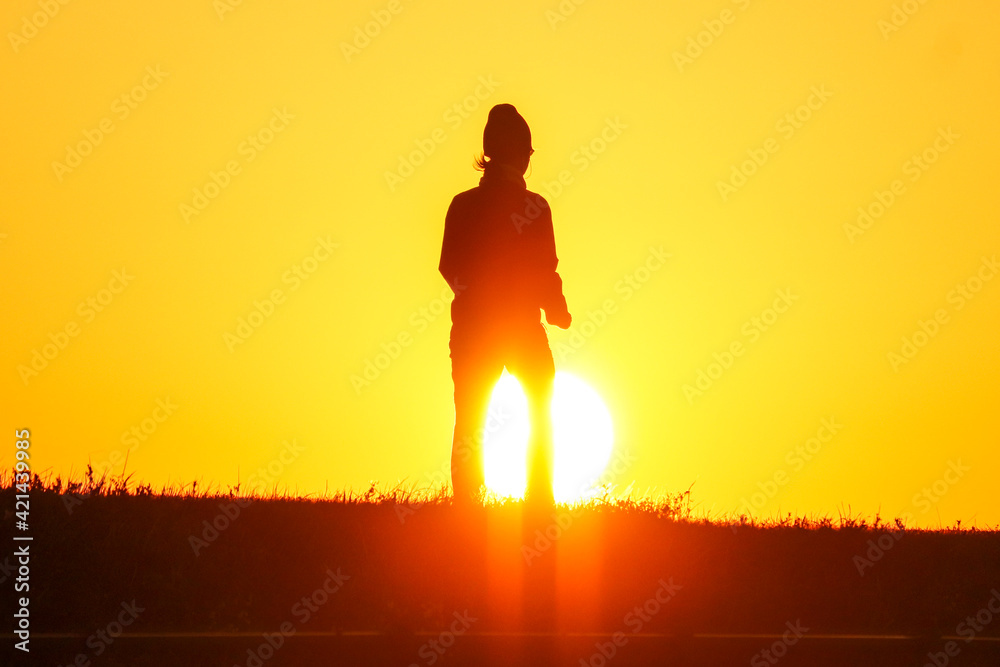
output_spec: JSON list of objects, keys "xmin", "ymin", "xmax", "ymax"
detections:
[{"xmin": 5, "ymin": 470, "xmax": 999, "ymax": 666}]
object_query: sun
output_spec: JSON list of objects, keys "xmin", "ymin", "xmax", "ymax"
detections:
[{"xmin": 482, "ymin": 370, "xmax": 615, "ymax": 503}]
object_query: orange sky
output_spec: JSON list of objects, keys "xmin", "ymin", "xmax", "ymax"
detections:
[{"xmin": 2, "ymin": 0, "xmax": 998, "ymax": 527}]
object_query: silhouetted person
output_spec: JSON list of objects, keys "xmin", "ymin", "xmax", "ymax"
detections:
[{"xmin": 439, "ymin": 104, "xmax": 572, "ymax": 506}]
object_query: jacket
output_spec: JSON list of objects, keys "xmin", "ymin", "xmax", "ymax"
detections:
[{"xmin": 439, "ymin": 163, "xmax": 569, "ymax": 329}]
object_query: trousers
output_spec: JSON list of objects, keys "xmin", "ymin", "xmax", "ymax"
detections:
[{"xmin": 449, "ymin": 315, "xmax": 555, "ymax": 503}]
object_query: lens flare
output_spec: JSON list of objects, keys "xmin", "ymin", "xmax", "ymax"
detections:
[{"xmin": 483, "ymin": 370, "xmax": 615, "ymax": 502}]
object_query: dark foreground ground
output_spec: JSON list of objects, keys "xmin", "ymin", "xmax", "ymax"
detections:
[{"xmin": 3, "ymin": 478, "xmax": 1000, "ymax": 666}]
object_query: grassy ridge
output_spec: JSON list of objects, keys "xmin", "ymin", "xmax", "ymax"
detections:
[{"xmin": 5, "ymin": 470, "xmax": 1000, "ymax": 641}]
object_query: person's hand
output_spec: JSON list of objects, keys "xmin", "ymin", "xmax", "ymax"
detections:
[{"xmin": 546, "ymin": 308, "xmax": 572, "ymax": 329}]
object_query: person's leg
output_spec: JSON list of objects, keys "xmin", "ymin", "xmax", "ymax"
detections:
[
  {"xmin": 450, "ymin": 326, "xmax": 503, "ymax": 503},
  {"xmin": 507, "ymin": 324, "xmax": 556, "ymax": 505},
  {"xmin": 524, "ymin": 372, "xmax": 555, "ymax": 505}
]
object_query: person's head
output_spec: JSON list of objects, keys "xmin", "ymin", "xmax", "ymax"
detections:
[{"xmin": 476, "ymin": 104, "xmax": 533, "ymax": 173}]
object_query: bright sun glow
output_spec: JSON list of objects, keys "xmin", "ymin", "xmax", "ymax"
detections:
[{"xmin": 483, "ymin": 370, "xmax": 615, "ymax": 503}]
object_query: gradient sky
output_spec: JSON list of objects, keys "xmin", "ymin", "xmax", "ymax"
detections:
[{"xmin": 3, "ymin": 0, "xmax": 998, "ymax": 527}]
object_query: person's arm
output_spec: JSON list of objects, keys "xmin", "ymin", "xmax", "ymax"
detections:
[
  {"xmin": 439, "ymin": 196, "xmax": 466, "ymax": 295},
  {"xmin": 535, "ymin": 198, "xmax": 571, "ymax": 329},
  {"xmin": 543, "ymin": 270, "xmax": 571, "ymax": 329}
]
